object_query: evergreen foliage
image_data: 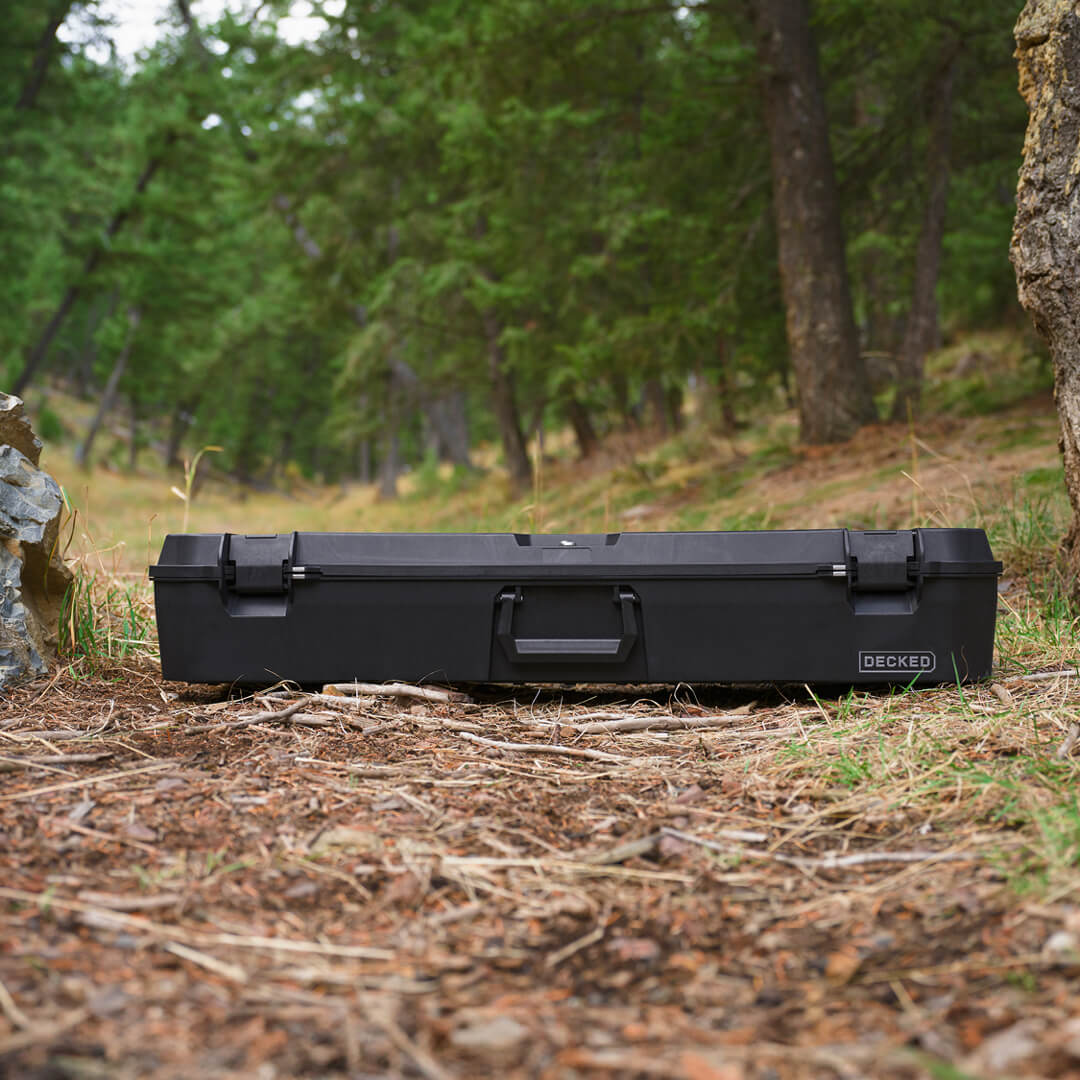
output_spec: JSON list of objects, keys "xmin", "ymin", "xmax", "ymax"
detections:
[{"xmin": 2, "ymin": 0, "xmax": 1028, "ymax": 486}]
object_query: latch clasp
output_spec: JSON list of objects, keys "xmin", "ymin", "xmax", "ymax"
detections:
[
  {"xmin": 847, "ymin": 530, "xmax": 916, "ymax": 592},
  {"xmin": 225, "ymin": 534, "xmax": 295, "ymax": 594},
  {"xmin": 842, "ymin": 530, "xmax": 923, "ymax": 614}
]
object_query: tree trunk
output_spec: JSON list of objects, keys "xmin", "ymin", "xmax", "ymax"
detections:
[
  {"xmin": 751, "ymin": 0, "xmax": 876, "ymax": 443},
  {"xmin": 666, "ymin": 385, "xmax": 684, "ymax": 433},
  {"xmin": 14, "ymin": 142, "xmax": 173, "ymax": 396},
  {"xmin": 74, "ymin": 291, "xmax": 115, "ymax": 398},
  {"xmin": 76, "ymin": 308, "xmax": 140, "ymax": 470},
  {"xmin": 891, "ymin": 45, "xmax": 959, "ymax": 422},
  {"xmin": 611, "ymin": 372, "xmax": 635, "ymax": 429},
  {"xmin": 15, "ymin": 2, "xmax": 74, "ymax": 112},
  {"xmin": 482, "ymin": 312, "xmax": 532, "ymax": 493},
  {"xmin": 164, "ymin": 396, "xmax": 198, "ymax": 469},
  {"xmin": 358, "ymin": 438, "xmax": 372, "ymax": 485},
  {"xmin": 643, "ymin": 378, "xmax": 668, "ymax": 435},
  {"xmin": 1013, "ymin": 1, "xmax": 1080, "ymax": 595},
  {"xmin": 378, "ymin": 426, "xmax": 399, "ymax": 499},
  {"xmin": 128, "ymin": 396, "xmax": 139, "ymax": 472},
  {"xmin": 712, "ymin": 334, "xmax": 738, "ymax": 433},
  {"xmin": 565, "ymin": 398, "xmax": 598, "ymax": 459}
]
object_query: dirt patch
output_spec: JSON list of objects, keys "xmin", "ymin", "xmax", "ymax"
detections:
[{"xmin": 1, "ymin": 662, "xmax": 1079, "ymax": 1078}]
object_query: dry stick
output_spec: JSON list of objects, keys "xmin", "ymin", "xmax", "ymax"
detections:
[
  {"xmin": 324, "ymin": 681, "xmax": 472, "ymax": 705},
  {"xmin": 1057, "ymin": 722, "xmax": 1080, "ymax": 760},
  {"xmin": 288, "ymin": 692, "xmax": 377, "ymax": 711},
  {"xmin": 0, "ymin": 887, "xmax": 394, "ymax": 961},
  {"xmin": 454, "ymin": 730, "xmax": 628, "ymax": 763},
  {"xmin": 660, "ymin": 828, "xmax": 974, "ymax": 870},
  {"xmin": 64, "ymin": 821, "xmax": 159, "ymax": 856},
  {"xmin": 0, "ymin": 1009, "xmax": 92, "ymax": 1057},
  {"xmin": 373, "ymin": 1011, "xmax": 455, "ymax": 1080},
  {"xmin": 164, "ymin": 942, "xmax": 249, "ymax": 984},
  {"xmin": 78, "ymin": 891, "xmax": 181, "ymax": 912},
  {"xmin": 545, "ymin": 925, "xmax": 605, "ymax": 968},
  {"xmin": 440, "ymin": 856, "xmax": 693, "ymax": 884},
  {"xmin": 182, "ymin": 699, "xmax": 307, "ymax": 734},
  {"xmin": 582, "ymin": 833, "xmax": 661, "ymax": 864},
  {"xmin": 1022, "ymin": 669, "xmax": 1078, "ymax": 681},
  {"xmin": 554, "ymin": 713, "xmax": 754, "ymax": 735},
  {"xmin": 584, "ymin": 826, "xmax": 769, "ymax": 866},
  {"xmin": 0, "ymin": 761, "xmax": 173, "ymax": 802},
  {"xmin": 0, "ymin": 752, "xmax": 113, "ymax": 773},
  {"xmin": 0, "ymin": 729, "xmax": 106, "ymax": 741},
  {"xmin": 0, "ymin": 973, "xmax": 31, "ymax": 1029}
]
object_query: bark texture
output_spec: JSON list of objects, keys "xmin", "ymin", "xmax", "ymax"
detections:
[
  {"xmin": 752, "ymin": 0, "xmax": 876, "ymax": 443},
  {"xmin": 1012, "ymin": 1, "xmax": 1080, "ymax": 593}
]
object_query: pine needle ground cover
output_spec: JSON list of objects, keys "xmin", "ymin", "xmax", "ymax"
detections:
[{"xmin": 3, "ymin": 364, "xmax": 1079, "ymax": 1078}]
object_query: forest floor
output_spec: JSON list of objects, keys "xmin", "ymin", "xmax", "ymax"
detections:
[{"xmin": 3, "ymin": 332, "xmax": 1080, "ymax": 1079}]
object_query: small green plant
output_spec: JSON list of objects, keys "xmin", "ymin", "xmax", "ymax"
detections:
[
  {"xmin": 59, "ymin": 567, "xmax": 156, "ymax": 672},
  {"xmin": 171, "ymin": 445, "xmax": 222, "ymax": 532},
  {"xmin": 35, "ymin": 404, "xmax": 65, "ymax": 444}
]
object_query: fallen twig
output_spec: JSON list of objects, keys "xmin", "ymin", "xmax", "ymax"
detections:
[
  {"xmin": 374, "ymin": 1011, "xmax": 456, "ymax": 1080},
  {"xmin": 581, "ymin": 833, "xmax": 660, "ymax": 864},
  {"xmin": 64, "ymin": 821, "xmax": 159, "ymax": 855},
  {"xmin": 555, "ymin": 713, "xmax": 752, "ymax": 734},
  {"xmin": 164, "ymin": 941, "xmax": 249, "ymax": 984},
  {"xmin": 0, "ymin": 761, "xmax": 174, "ymax": 802},
  {"xmin": 0, "ymin": 751, "xmax": 113, "ymax": 773},
  {"xmin": 0, "ymin": 1009, "xmax": 91, "ymax": 1057},
  {"xmin": 77, "ymin": 891, "xmax": 181, "ymax": 912},
  {"xmin": 659, "ymin": 828, "xmax": 975, "ymax": 870},
  {"xmin": 440, "ymin": 856, "xmax": 693, "ymax": 884},
  {"xmin": 182, "ymin": 700, "xmax": 307, "ymax": 734},
  {"xmin": 324, "ymin": 681, "xmax": 472, "ymax": 705},
  {"xmin": 0, "ymin": 887, "xmax": 395, "ymax": 961},
  {"xmin": 454, "ymin": 730, "xmax": 628, "ymax": 763},
  {"xmin": 546, "ymin": 925, "xmax": 605, "ymax": 968},
  {"xmin": 1057, "ymin": 722, "xmax": 1080, "ymax": 760},
  {"xmin": 1022, "ymin": 669, "xmax": 1077, "ymax": 681},
  {"xmin": 0, "ymin": 973, "xmax": 31, "ymax": 1029}
]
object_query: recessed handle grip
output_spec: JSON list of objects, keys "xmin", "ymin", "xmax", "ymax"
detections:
[{"xmin": 496, "ymin": 587, "xmax": 639, "ymax": 664}]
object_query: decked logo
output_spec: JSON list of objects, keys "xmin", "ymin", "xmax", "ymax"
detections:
[{"xmin": 859, "ymin": 650, "xmax": 936, "ymax": 674}]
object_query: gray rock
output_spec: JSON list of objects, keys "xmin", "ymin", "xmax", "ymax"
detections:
[
  {"xmin": 0, "ymin": 394, "xmax": 42, "ymax": 466},
  {"xmin": 0, "ymin": 394, "xmax": 72, "ymax": 688}
]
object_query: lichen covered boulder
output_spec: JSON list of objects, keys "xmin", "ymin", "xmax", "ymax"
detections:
[{"xmin": 0, "ymin": 394, "xmax": 72, "ymax": 686}]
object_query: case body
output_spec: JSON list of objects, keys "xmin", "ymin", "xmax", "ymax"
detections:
[{"xmin": 149, "ymin": 528, "xmax": 1001, "ymax": 687}]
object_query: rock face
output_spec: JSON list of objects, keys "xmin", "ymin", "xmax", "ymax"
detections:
[{"xmin": 0, "ymin": 395, "xmax": 72, "ymax": 686}]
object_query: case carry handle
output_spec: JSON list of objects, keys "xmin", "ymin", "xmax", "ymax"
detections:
[{"xmin": 496, "ymin": 586, "xmax": 638, "ymax": 663}]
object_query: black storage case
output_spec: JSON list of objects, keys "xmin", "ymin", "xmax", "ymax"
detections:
[{"xmin": 149, "ymin": 528, "xmax": 1001, "ymax": 687}]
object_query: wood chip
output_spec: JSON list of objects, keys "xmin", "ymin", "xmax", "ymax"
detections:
[{"xmin": 990, "ymin": 682, "xmax": 1015, "ymax": 705}]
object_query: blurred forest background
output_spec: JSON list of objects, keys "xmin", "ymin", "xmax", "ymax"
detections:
[{"xmin": 2, "ymin": 0, "xmax": 1036, "ymax": 501}]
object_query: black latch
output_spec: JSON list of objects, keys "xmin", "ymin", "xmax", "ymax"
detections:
[
  {"xmin": 224, "ymin": 534, "xmax": 295, "ymax": 595},
  {"xmin": 846, "ymin": 530, "xmax": 917, "ymax": 592}
]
